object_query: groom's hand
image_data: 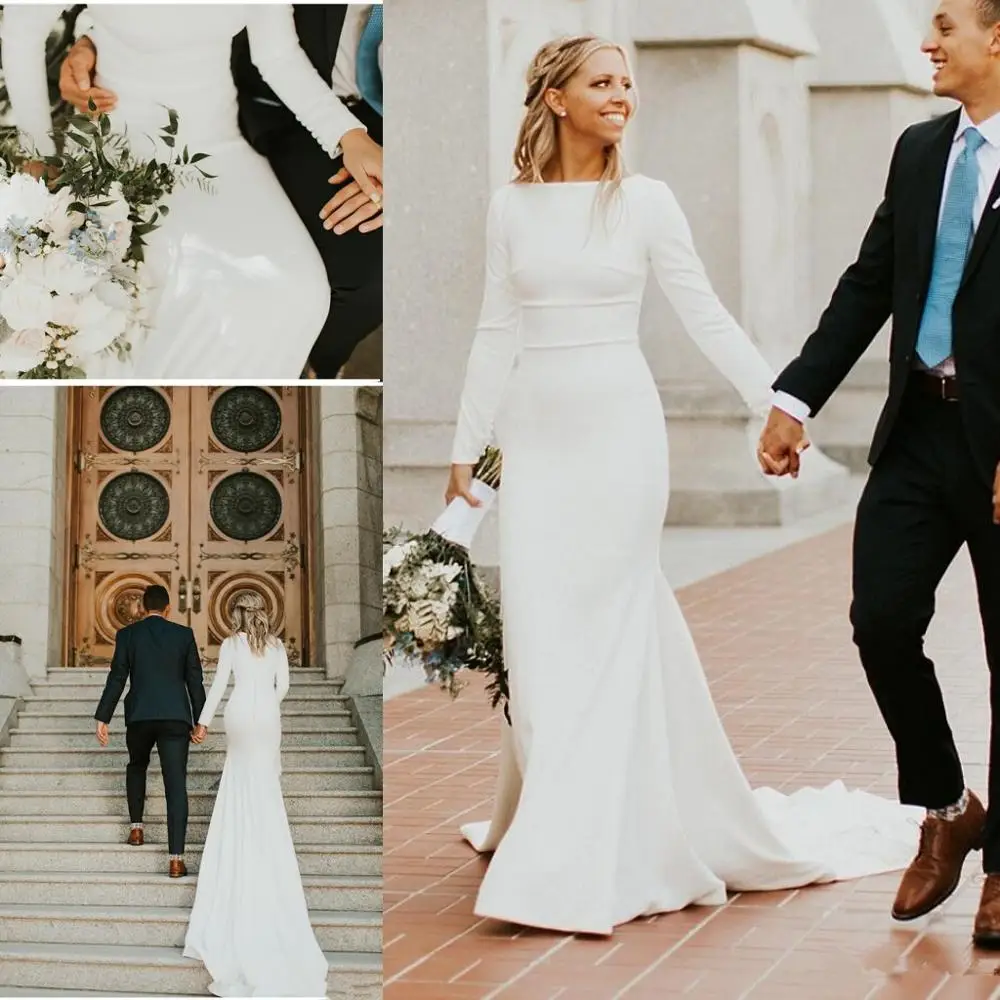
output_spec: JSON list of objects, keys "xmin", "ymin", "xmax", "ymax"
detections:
[
  {"xmin": 95, "ymin": 721, "xmax": 109, "ymax": 747},
  {"xmin": 320, "ymin": 168, "xmax": 383, "ymax": 235},
  {"xmin": 59, "ymin": 37, "xmax": 117, "ymax": 115},
  {"xmin": 758, "ymin": 407, "xmax": 810, "ymax": 479},
  {"xmin": 191, "ymin": 724, "xmax": 207, "ymax": 744},
  {"xmin": 338, "ymin": 129, "xmax": 383, "ymax": 213},
  {"xmin": 993, "ymin": 462, "xmax": 1000, "ymax": 524}
]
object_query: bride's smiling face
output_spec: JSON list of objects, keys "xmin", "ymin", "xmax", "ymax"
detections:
[{"xmin": 547, "ymin": 48, "xmax": 635, "ymax": 146}]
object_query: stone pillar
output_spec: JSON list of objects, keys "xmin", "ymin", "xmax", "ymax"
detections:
[
  {"xmin": 319, "ymin": 388, "xmax": 381, "ymax": 681},
  {"xmin": 804, "ymin": 0, "xmax": 932, "ymax": 470},
  {"xmin": 632, "ymin": 0, "xmax": 850, "ymax": 525},
  {"xmin": 0, "ymin": 388, "xmax": 65, "ymax": 677}
]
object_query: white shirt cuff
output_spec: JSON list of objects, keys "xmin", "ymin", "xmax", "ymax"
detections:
[{"xmin": 771, "ymin": 391, "xmax": 811, "ymax": 423}]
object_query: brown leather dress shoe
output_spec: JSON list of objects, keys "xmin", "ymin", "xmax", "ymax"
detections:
[
  {"xmin": 168, "ymin": 859, "xmax": 187, "ymax": 879},
  {"xmin": 893, "ymin": 791, "xmax": 985, "ymax": 920},
  {"xmin": 974, "ymin": 875, "xmax": 1000, "ymax": 947},
  {"xmin": 126, "ymin": 828, "xmax": 144, "ymax": 847}
]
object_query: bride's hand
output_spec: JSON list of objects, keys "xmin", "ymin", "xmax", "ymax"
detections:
[
  {"xmin": 59, "ymin": 36, "xmax": 117, "ymax": 115},
  {"xmin": 446, "ymin": 464, "xmax": 482, "ymax": 508},
  {"xmin": 339, "ymin": 128, "xmax": 383, "ymax": 208}
]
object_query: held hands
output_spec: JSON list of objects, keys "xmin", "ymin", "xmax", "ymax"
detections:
[
  {"xmin": 445, "ymin": 464, "xmax": 482, "ymax": 508},
  {"xmin": 59, "ymin": 37, "xmax": 117, "ymax": 115},
  {"xmin": 95, "ymin": 721, "xmax": 109, "ymax": 746},
  {"xmin": 191, "ymin": 724, "xmax": 208, "ymax": 745},
  {"xmin": 993, "ymin": 462, "xmax": 1000, "ymax": 525},
  {"xmin": 757, "ymin": 407, "xmax": 810, "ymax": 479},
  {"xmin": 320, "ymin": 129, "xmax": 383, "ymax": 235}
]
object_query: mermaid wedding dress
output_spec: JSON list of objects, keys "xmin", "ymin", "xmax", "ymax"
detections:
[
  {"xmin": 451, "ymin": 175, "xmax": 922, "ymax": 935},
  {"xmin": 1, "ymin": 4, "xmax": 364, "ymax": 377},
  {"xmin": 183, "ymin": 634, "xmax": 328, "ymax": 998}
]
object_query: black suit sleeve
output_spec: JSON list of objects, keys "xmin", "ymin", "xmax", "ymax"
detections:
[
  {"xmin": 773, "ymin": 130, "xmax": 905, "ymax": 415},
  {"xmin": 95, "ymin": 628, "xmax": 129, "ymax": 724},
  {"xmin": 185, "ymin": 631, "xmax": 206, "ymax": 724}
]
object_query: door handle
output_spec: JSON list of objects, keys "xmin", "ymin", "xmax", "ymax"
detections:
[
  {"xmin": 192, "ymin": 576, "xmax": 202, "ymax": 614},
  {"xmin": 178, "ymin": 576, "xmax": 189, "ymax": 613}
]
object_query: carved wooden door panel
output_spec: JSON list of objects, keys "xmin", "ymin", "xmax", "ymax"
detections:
[
  {"xmin": 70, "ymin": 387, "xmax": 306, "ymax": 668},
  {"xmin": 188, "ymin": 387, "xmax": 305, "ymax": 668}
]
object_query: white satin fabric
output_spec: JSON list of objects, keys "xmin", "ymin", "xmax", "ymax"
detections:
[
  {"xmin": 1, "ymin": 5, "xmax": 362, "ymax": 378},
  {"xmin": 452, "ymin": 176, "xmax": 922, "ymax": 936},
  {"xmin": 183, "ymin": 635, "xmax": 328, "ymax": 998}
]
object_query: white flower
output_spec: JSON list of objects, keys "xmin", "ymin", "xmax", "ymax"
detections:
[
  {"xmin": 0, "ymin": 326, "xmax": 48, "ymax": 372},
  {"xmin": 42, "ymin": 252, "xmax": 101, "ymax": 296},
  {"xmin": 70, "ymin": 290, "xmax": 129, "ymax": 354},
  {"xmin": 106, "ymin": 220, "xmax": 132, "ymax": 261},
  {"xmin": 40, "ymin": 188, "xmax": 85, "ymax": 244},
  {"xmin": 97, "ymin": 182, "xmax": 131, "ymax": 227},
  {"xmin": 0, "ymin": 173, "xmax": 51, "ymax": 230},
  {"xmin": 0, "ymin": 271, "xmax": 55, "ymax": 330}
]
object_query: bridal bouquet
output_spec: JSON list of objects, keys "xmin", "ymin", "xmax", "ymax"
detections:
[
  {"xmin": 383, "ymin": 448, "xmax": 509, "ymax": 719},
  {"xmin": 0, "ymin": 106, "xmax": 212, "ymax": 378}
]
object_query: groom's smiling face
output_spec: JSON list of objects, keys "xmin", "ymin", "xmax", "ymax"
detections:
[{"xmin": 923, "ymin": 0, "xmax": 1000, "ymax": 103}]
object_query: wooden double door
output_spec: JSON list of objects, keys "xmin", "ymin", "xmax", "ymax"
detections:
[{"xmin": 69, "ymin": 386, "xmax": 310, "ymax": 668}]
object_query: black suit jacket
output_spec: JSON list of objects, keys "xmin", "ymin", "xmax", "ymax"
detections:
[
  {"xmin": 94, "ymin": 615, "xmax": 206, "ymax": 727},
  {"xmin": 773, "ymin": 108, "xmax": 1000, "ymax": 485},
  {"xmin": 230, "ymin": 4, "xmax": 349, "ymax": 156}
]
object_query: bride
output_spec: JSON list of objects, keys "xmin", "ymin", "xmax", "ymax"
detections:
[
  {"xmin": 0, "ymin": 5, "xmax": 371, "ymax": 378},
  {"xmin": 446, "ymin": 35, "xmax": 923, "ymax": 937},
  {"xmin": 183, "ymin": 593, "xmax": 327, "ymax": 998}
]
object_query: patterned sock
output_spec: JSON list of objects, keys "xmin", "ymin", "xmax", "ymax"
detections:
[
  {"xmin": 928, "ymin": 788, "xmax": 969, "ymax": 821},
  {"xmin": 169, "ymin": 854, "xmax": 184, "ymax": 862},
  {"xmin": 131, "ymin": 822, "xmax": 143, "ymax": 830}
]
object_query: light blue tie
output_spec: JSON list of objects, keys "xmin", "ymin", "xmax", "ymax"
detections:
[
  {"xmin": 916, "ymin": 126, "xmax": 987, "ymax": 368},
  {"xmin": 356, "ymin": 6, "xmax": 383, "ymax": 116}
]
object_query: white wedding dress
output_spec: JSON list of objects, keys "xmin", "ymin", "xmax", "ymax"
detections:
[
  {"xmin": 451, "ymin": 175, "xmax": 923, "ymax": 936},
  {"xmin": 1, "ymin": 5, "xmax": 363, "ymax": 378},
  {"xmin": 183, "ymin": 634, "xmax": 327, "ymax": 998}
]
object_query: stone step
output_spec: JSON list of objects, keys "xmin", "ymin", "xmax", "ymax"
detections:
[
  {"xmin": 0, "ymin": 746, "xmax": 368, "ymax": 770},
  {"xmin": 0, "ymin": 815, "xmax": 382, "ymax": 846},
  {"xmin": 0, "ymin": 903, "xmax": 381, "ymax": 953},
  {"xmin": 13, "ymin": 709, "xmax": 352, "ymax": 731},
  {"xmin": 0, "ymin": 942, "xmax": 381, "ymax": 998},
  {"xmin": 34, "ymin": 673, "xmax": 340, "ymax": 696},
  {"xmin": 0, "ymin": 842, "xmax": 382, "ymax": 877},
  {"xmin": 0, "ymin": 872, "xmax": 381, "ymax": 913},
  {"xmin": 8, "ymin": 727, "xmax": 360, "ymax": 748},
  {"xmin": 0, "ymin": 790, "xmax": 382, "ymax": 819},
  {"xmin": 0, "ymin": 766, "xmax": 375, "ymax": 794},
  {"xmin": 22, "ymin": 694, "xmax": 349, "ymax": 715}
]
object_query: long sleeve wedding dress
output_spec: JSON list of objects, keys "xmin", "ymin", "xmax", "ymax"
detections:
[
  {"xmin": 1, "ymin": 4, "xmax": 363, "ymax": 378},
  {"xmin": 451, "ymin": 175, "xmax": 923, "ymax": 936},
  {"xmin": 182, "ymin": 634, "xmax": 327, "ymax": 998}
]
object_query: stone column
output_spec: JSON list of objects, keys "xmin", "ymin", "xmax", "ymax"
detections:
[
  {"xmin": 803, "ymin": 0, "xmax": 932, "ymax": 470},
  {"xmin": 0, "ymin": 388, "xmax": 65, "ymax": 678},
  {"xmin": 632, "ymin": 0, "xmax": 850, "ymax": 524},
  {"xmin": 319, "ymin": 388, "xmax": 381, "ymax": 681}
]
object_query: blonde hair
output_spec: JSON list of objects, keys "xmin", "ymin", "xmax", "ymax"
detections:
[
  {"xmin": 514, "ymin": 35, "xmax": 634, "ymax": 200},
  {"xmin": 229, "ymin": 591, "xmax": 277, "ymax": 656}
]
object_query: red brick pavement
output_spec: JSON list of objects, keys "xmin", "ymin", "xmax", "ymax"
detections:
[{"xmin": 384, "ymin": 525, "xmax": 997, "ymax": 999}]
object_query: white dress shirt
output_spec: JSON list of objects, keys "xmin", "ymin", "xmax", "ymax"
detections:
[
  {"xmin": 331, "ymin": 4, "xmax": 376, "ymax": 103},
  {"xmin": 774, "ymin": 107, "xmax": 1000, "ymax": 424}
]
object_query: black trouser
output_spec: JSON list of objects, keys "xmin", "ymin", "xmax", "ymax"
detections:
[
  {"xmin": 125, "ymin": 720, "xmax": 191, "ymax": 856},
  {"xmin": 266, "ymin": 100, "xmax": 383, "ymax": 378},
  {"xmin": 851, "ymin": 384, "xmax": 1000, "ymax": 869}
]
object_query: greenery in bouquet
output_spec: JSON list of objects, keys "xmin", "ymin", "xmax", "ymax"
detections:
[
  {"xmin": 0, "ymin": 96, "xmax": 214, "ymax": 378},
  {"xmin": 383, "ymin": 448, "xmax": 509, "ymax": 720}
]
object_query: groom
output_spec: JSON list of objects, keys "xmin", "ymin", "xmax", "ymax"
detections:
[
  {"xmin": 759, "ymin": 0, "xmax": 1000, "ymax": 944},
  {"xmin": 58, "ymin": 4, "xmax": 384, "ymax": 379},
  {"xmin": 94, "ymin": 585, "xmax": 206, "ymax": 880}
]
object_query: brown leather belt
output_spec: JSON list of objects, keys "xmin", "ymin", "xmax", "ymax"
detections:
[{"xmin": 911, "ymin": 370, "xmax": 960, "ymax": 402}]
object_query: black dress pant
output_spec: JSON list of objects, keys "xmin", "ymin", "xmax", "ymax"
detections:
[
  {"xmin": 266, "ymin": 100, "xmax": 383, "ymax": 378},
  {"xmin": 851, "ymin": 384, "xmax": 1000, "ymax": 869},
  {"xmin": 125, "ymin": 720, "xmax": 191, "ymax": 856}
]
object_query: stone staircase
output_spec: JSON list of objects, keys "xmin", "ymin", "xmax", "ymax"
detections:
[{"xmin": 0, "ymin": 668, "xmax": 382, "ymax": 999}]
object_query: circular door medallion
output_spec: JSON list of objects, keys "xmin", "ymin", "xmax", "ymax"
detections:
[
  {"xmin": 210, "ymin": 387, "xmax": 282, "ymax": 453},
  {"xmin": 209, "ymin": 472, "xmax": 282, "ymax": 541},
  {"xmin": 98, "ymin": 472, "xmax": 170, "ymax": 541},
  {"xmin": 100, "ymin": 388, "xmax": 171, "ymax": 453}
]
